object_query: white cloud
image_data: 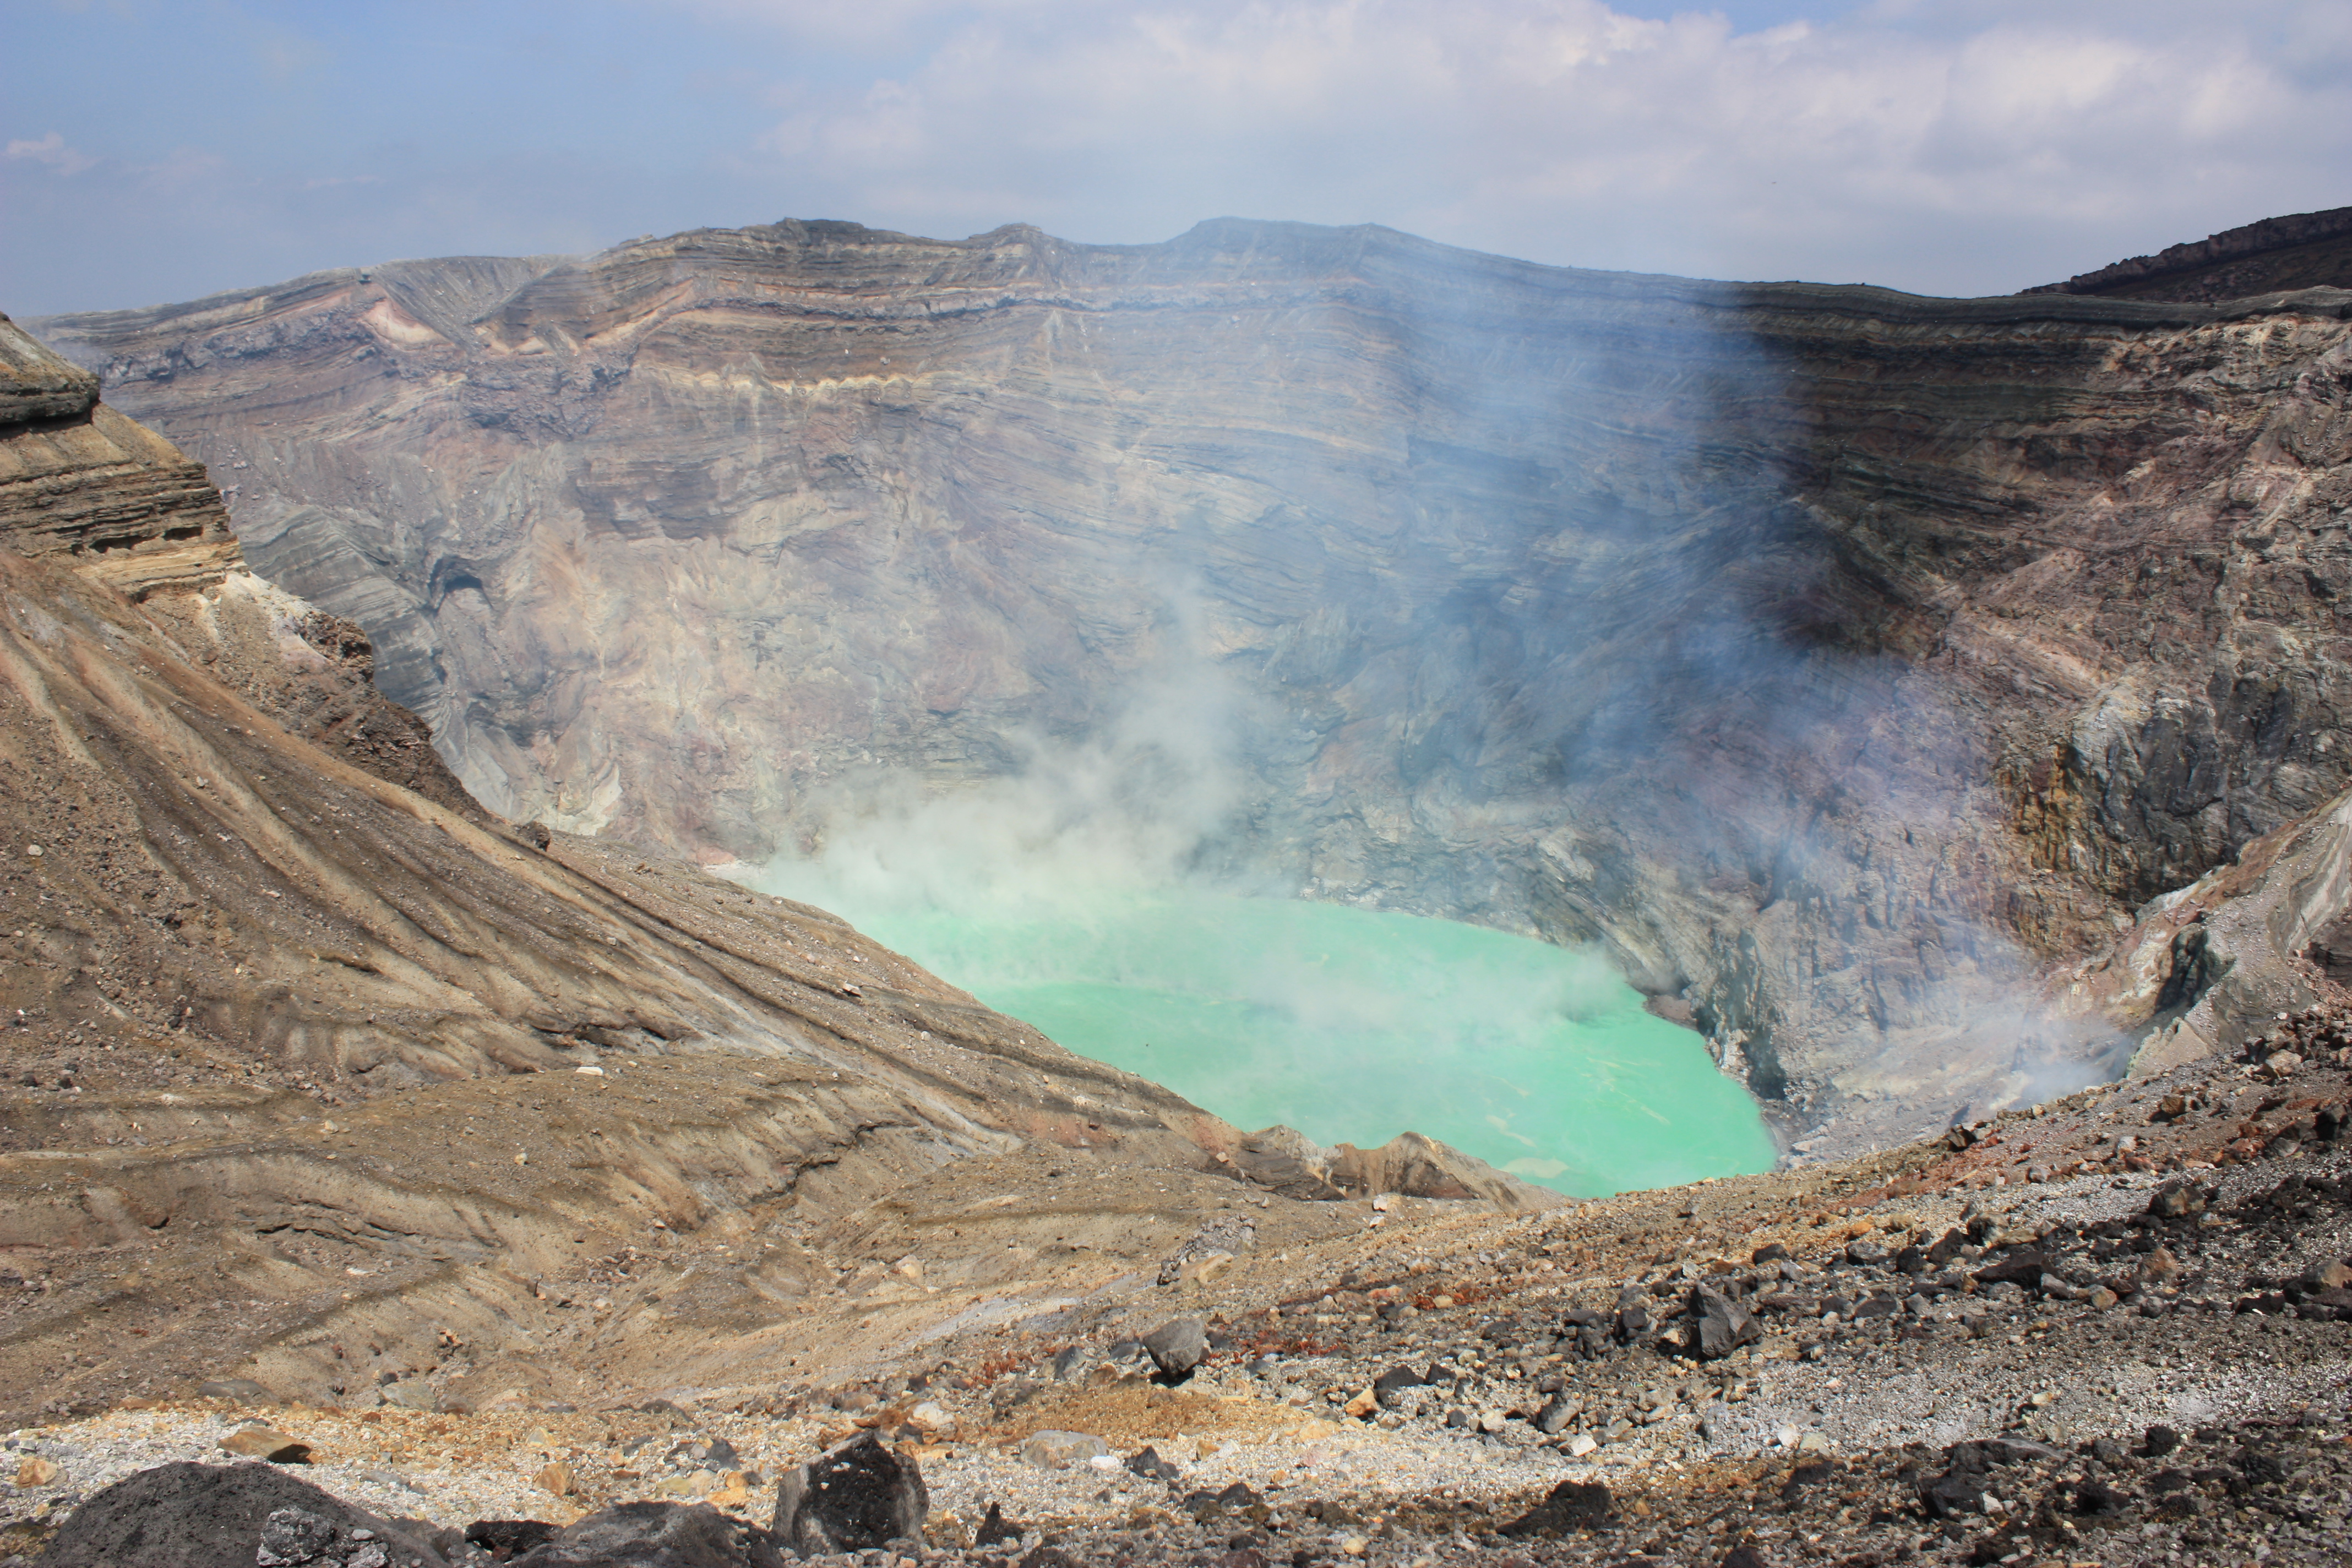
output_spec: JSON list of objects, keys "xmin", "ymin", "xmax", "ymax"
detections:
[
  {"xmin": 711, "ymin": 0, "xmax": 2352, "ymax": 293},
  {"xmin": 8, "ymin": 1, "xmax": 2351, "ymax": 312},
  {"xmin": 6, "ymin": 131, "xmax": 96, "ymax": 176}
]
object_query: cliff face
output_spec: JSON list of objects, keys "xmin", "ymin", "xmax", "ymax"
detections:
[
  {"xmin": 28, "ymin": 223, "xmax": 2352, "ymax": 1147},
  {"xmin": 2, "ymin": 309, "xmax": 1559, "ymax": 1422}
]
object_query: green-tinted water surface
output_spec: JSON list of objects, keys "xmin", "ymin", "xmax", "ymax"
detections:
[{"xmin": 766, "ymin": 883, "xmax": 1773, "ymax": 1196}]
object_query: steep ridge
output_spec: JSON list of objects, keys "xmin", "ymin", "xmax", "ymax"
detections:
[
  {"xmin": 2028, "ymin": 204, "xmax": 2352, "ymax": 303},
  {"xmin": 0, "ymin": 314, "xmax": 1548, "ymax": 1430},
  {"xmin": 30, "ymin": 221, "xmax": 2352, "ymax": 1153}
]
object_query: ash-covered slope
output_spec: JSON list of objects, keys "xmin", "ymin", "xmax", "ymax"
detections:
[
  {"xmin": 0, "ymin": 314, "xmax": 1549, "ymax": 1427},
  {"xmin": 27, "ymin": 222, "xmax": 2352, "ymax": 1151}
]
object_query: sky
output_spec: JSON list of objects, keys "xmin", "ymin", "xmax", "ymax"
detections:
[{"xmin": 4, "ymin": 0, "xmax": 2349, "ymax": 314}]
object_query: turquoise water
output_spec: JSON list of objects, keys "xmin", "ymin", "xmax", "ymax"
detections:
[{"xmin": 755, "ymin": 875, "xmax": 1774, "ymax": 1196}]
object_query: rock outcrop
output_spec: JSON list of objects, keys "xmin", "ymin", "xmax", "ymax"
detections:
[
  {"xmin": 26, "ymin": 222, "xmax": 2352, "ymax": 1151},
  {"xmin": 2026, "ymin": 204, "xmax": 2352, "ymax": 302}
]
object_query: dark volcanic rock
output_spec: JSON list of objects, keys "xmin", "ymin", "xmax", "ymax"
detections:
[
  {"xmin": 1973, "ymin": 1249, "xmax": 2051, "ymax": 1289},
  {"xmin": 1124, "ymin": 1446, "xmax": 1182, "ymax": 1482},
  {"xmin": 467, "ymin": 1521, "xmax": 562, "ymax": 1560},
  {"xmin": 1684, "ymin": 1286, "xmax": 1761, "ymax": 1360},
  {"xmin": 770, "ymin": 1434, "xmax": 927, "ymax": 1555},
  {"xmin": 34, "ymin": 1461, "xmax": 447, "ymax": 1568},
  {"xmin": 509, "ymin": 1502, "xmax": 779, "ymax": 1568}
]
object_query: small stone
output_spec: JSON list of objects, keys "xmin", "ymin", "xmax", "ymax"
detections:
[
  {"xmin": 1126, "ymin": 1445, "xmax": 1181, "ymax": 1482},
  {"xmin": 1565, "ymin": 1433, "xmax": 1598, "ymax": 1457},
  {"xmin": 1534, "ymin": 1393, "xmax": 1581, "ymax": 1434},
  {"xmin": 1020, "ymin": 1430, "xmax": 1109, "ymax": 1469},
  {"xmin": 1342, "ymin": 1387, "xmax": 1379, "ymax": 1419},
  {"xmin": 2087, "ymin": 1287, "xmax": 2118, "ymax": 1309},
  {"xmin": 1337, "ymin": 1534, "xmax": 1369, "ymax": 1555},
  {"xmin": 196, "ymin": 1376, "xmax": 274, "ymax": 1403},
  {"xmin": 379, "ymin": 1380, "xmax": 438, "ymax": 1412},
  {"xmin": 906, "ymin": 1400, "xmax": 953, "ymax": 1435},
  {"xmin": 1844, "ymin": 1239, "xmax": 1886, "ymax": 1265},
  {"xmin": 2263, "ymin": 1052, "xmax": 2304, "ymax": 1081},
  {"xmin": 2143, "ymin": 1424, "xmax": 2181, "ymax": 1457},
  {"xmin": 255, "ymin": 1506, "xmax": 337, "ymax": 1567},
  {"xmin": 1775, "ymin": 1426, "xmax": 1800, "ymax": 1449},
  {"xmin": 1476, "ymin": 1409, "xmax": 1506, "ymax": 1434},
  {"xmin": 2303, "ymin": 1259, "xmax": 2352, "ymax": 1291},
  {"xmin": 1796, "ymin": 1431, "xmax": 1831, "ymax": 1453},
  {"xmin": 533, "ymin": 1460, "xmax": 578, "ymax": 1496},
  {"xmin": 1971, "ymin": 1249, "xmax": 2050, "ymax": 1289},
  {"xmin": 1142, "ymin": 1315, "xmax": 1208, "ymax": 1376},
  {"xmin": 220, "ymin": 1427, "xmax": 312, "ymax": 1464},
  {"xmin": 14, "ymin": 1456, "xmax": 58, "ymax": 1487},
  {"xmin": 1372, "ymin": 1363, "xmax": 1428, "ymax": 1403},
  {"xmin": 1750, "ymin": 1242, "xmax": 1789, "ymax": 1265}
]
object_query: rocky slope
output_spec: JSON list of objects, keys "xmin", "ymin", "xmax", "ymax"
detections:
[
  {"xmin": 8, "ymin": 1013, "xmax": 2348, "ymax": 1567},
  {"xmin": 2029, "ymin": 204, "xmax": 2352, "ymax": 302},
  {"xmin": 0, "ymin": 314, "xmax": 1546, "ymax": 1451},
  {"xmin": 28, "ymin": 222, "xmax": 2352, "ymax": 1150}
]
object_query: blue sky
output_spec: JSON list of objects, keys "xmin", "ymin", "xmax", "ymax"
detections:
[{"xmin": 6, "ymin": 1, "xmax": 2348, "ymax": 313}]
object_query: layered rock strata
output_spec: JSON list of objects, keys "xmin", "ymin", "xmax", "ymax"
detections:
[
  {"xmin": 0, "ymin": 313, "xmax": 1547, "ymax": 1428},
  {"xmin": 2028, "ymin": 203, "xmax": 2352, "ymax": 302},
  {"xmin": 28, "ymin": 224, "xmax": 2352, "ymax": 1151}
]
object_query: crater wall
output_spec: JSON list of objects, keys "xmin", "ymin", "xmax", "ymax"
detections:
[{"xmin": 31, "ymin": 221, "xmax": 2352, "ymax": 1147}]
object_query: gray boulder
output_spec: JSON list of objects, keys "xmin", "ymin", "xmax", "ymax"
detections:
[{"xmin": 1141, "ymin": 1315, "xmax": 1207, "ymax": 1376}]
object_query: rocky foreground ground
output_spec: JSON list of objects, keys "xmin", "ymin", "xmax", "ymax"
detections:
[{"xmin": 6, "ymin": 1028, "xmax": 2348, "ymax": 1566}]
